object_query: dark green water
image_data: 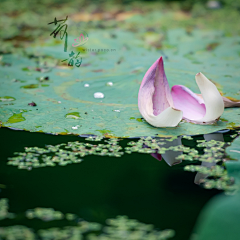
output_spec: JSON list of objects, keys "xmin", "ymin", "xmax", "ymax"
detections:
[{"xmin": 0, "ymin": 128, "xmax": 228, "ymax": 240}]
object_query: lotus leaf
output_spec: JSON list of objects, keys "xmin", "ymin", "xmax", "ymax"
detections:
[{"xmin": 0, "ymin": 29, "xmax": 240, "ymax": 137}]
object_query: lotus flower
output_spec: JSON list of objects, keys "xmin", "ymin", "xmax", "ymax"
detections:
[{"xmin": 138, "ymin": 57, "xmax": 225, "ymax": 127}]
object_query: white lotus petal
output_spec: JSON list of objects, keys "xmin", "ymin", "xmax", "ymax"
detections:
[
  {"xmin": 195, "ymin": 72, "xmax": 224, "ymax": 123},
  {"xmin": 138, "ymin": 86, "xmax": 183, "ymax": 127}
]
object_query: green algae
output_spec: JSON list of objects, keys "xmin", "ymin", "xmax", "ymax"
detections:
[
  {"xmin": 220, "ymin": 118, "xmax": 228, "ymax": 122},
  {"xmin": 7, "ymin": 113, "xmax": 26, "ymax": 123},
  {"xmin": 96, "ymin": 129, "xmax": 113, "ymax": 135},
  {"xmin": 21, "ymin": 84, "xmax": 39, "ymax": 89},
  {"xmin": 21, "ymin": 67, "xmax": 30, "ymax": 71},
  {"xmin": 227, "ymin": 122, "xmax": 237, "ymax": 129}
]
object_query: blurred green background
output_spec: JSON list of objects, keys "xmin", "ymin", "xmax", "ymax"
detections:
[{"xmin": 1, "ymin": 0, "xmax": 240, "ymax": 54}]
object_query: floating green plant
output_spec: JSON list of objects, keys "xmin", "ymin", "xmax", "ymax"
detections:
[
  {"xmin": 7, "ymin": 139, "xmax": 125, "ymax": 170},
  {"xmin": 85, "ymin": 136, "xmax": 104, "ymax": 141},
  {"xmin": 0, "ymin": 199, "xmax": 15, "ymax": 220},
  {"xmin": 0, "ymin": 226, "xmax": 35, "ymax": 240},
  {"xmin": 184, "ymin": 165, "xmax": 237, "ymax": 192},
  {"xmin": 6, "ymin": 133, "xmax": 239, "ymax": 194},
  {"xmin": 0, "ymin": 198, "xmax": 175, "ymax": 240},
  {"xmin": 26, "ymin": 208, "xmax": 65, "ymax": 222}
]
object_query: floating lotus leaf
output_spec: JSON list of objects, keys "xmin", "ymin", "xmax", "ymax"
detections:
[
  {"xmin": 226, "ymin": 135, "xmax": 240, "ymax": 160},
  {"xmin": 0, "ymin": 29, "xmax": 240, "ymax": 137},
  {"xmin": 194, "ymin": 150, "xmax": 240, "ymax": 240}
]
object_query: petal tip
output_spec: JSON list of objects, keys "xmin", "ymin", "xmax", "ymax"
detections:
[
  {"xmin": 172, "ymin": 107, "xmax": 181, "ymax": 111},
  {"xmin": 158, "ymin": 56, "xmax": 163, "ymax": 64}
]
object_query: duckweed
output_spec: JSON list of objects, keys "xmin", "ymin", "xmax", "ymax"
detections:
[
  {"xmin": 0, "ymin": 199, "xmax": 175, "ymax": 240},
  {"xmin": 26, "ymin": 208, "xmax": 64, "ymax": 221},
  {"xmin": 7, "ymin": 139, "xmax": 125, "ymax": 170},
  {"xmin": 183, "ymin": 138, "xmax": 238, "ymax": 192},
  {"xmin": 6, "ymin": 134, "xmax": 239, "ymax": 193},
  {"xmin": 0, "ymin": 199, "xmax": 15, "ymax": 220}
]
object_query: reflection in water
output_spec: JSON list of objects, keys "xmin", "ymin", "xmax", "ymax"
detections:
[
  {"xmin": 194, "ymin": 132, "xmax": 225, "ymax": 185},
  {"xmin": 0, "ymin": 127, "xmax": 238, "ymax": 240},
  {"xmin": 151, "ymin": 136, "xmax": 183, "ymax": 166},
  {"xmin": 148, "ymin": 130, "xmax": 236, "ymax": 189},
  {"xmin": 5, "ymin": 127, "xmax": 237, "ymax": 192}
]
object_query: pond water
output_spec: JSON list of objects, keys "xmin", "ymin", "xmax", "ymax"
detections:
[{"xmin": 0, "ymin": 127, "xmax": 237, "ymax": 240}]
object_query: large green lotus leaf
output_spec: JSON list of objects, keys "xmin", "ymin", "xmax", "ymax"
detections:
[
  {"xmin": 193, "ymin": 190, "xmax": 240, "ymax": 240},
  {"xmin": 192, "ymin": 155, "xmax": 240, "ymax": 240},
  {"xmin": 194, "ymin": 134, "xmax": 240, "ymax": 240},
  {"xmin": 0, "ymin": 29, "xmax": 240, "ymax": 137},
  {"xmin": 226, "ymin": 136, "xmax": 240, "ymax": 161}
]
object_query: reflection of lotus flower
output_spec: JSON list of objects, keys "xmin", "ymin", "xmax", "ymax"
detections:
[
  {"xmin": 150, "ymin": 136, "xmax": 183, "ymax": 166},
  {"xmin": 138, "ymin": 57, "xmax": 224, "ymax": 127},
  {"xmin": 194, "ymin": 132, "xmax": 225, "ymax": 184},
  {"xmin": 161, "ymin": 137, "xmax": 183, "ymax": 166}
]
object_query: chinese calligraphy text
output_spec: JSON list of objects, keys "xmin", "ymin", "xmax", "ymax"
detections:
[
  {"xmin": 48, "ymin": 16, "xmax": 68, "ymax": 52},
  {"xmin": 62, "ymin": 51, "xmax": 82, "ymax": 67}
]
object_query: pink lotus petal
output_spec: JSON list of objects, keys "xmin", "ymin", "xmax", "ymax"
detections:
[
  {"xmin": 151, "ymin": 152, "xmax": 162, "ymax": 161},
  {"xmin": 139, "ymin": 56, "xmax": 225, "ymax": 126},
  {"xmin": 139, "ymin": 57, "xmax": 173, "ymax": 116},
  {"xmin": 221, "ymin": 96, "xmax": 240, "ymax": 108},
  {"xmin": 138, "ymin": 57, "xmax": 183, "ymax": 127},
  {"xmin": 171, "ymin": 85, "xmax": 206, "ymax": 120}
]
